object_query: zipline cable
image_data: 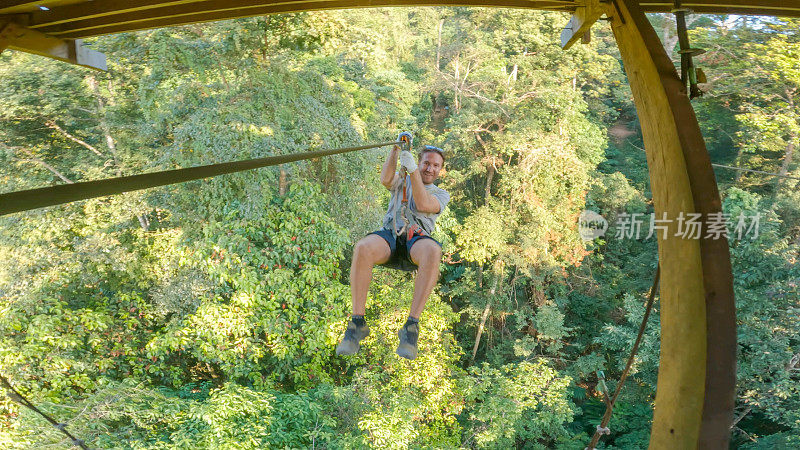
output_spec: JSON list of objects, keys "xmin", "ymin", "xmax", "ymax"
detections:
[
  {"xmin": 586, "ymin": 265, "xmax": 660, "ymax": 450},
  {"xmin": 0, "ymin": 372, "xmax": 89, "ymax": 449},
  {"xmin": 0, "ymin": 140, "xmax": 399, "ymax": 217},
  {"xmin": 711, "ymin": 163, "xmax": 800, "ymax": 181}
]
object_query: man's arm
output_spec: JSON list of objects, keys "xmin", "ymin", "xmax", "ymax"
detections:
[
  {"xmin": 407, "ymin": 170, "xmax": 441, "ymax": 214},
  {"xmin": 381, "ymin": 145, "xmax": 400, "ymax": 190}
]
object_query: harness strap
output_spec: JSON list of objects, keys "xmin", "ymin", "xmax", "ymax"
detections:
[{"xmin": 393, "ymin": 133, "xmax": 413, "ymax": 237}]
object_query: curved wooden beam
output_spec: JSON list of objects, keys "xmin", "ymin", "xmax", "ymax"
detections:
[{"xmin": 605, "ymin": 0, "xmax": 736, "ymax": 448}]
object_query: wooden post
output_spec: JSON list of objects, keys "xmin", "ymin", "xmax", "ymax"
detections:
[{"xmin": 605, "ymin": 0, "xmax": 736, "ymax": 448}]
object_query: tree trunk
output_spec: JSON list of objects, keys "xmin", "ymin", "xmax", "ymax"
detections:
[
  {"xmin": 470, "ymin": 274, "xmax": 500, "ymax": 364},
  {"xmin": 87, "ymin": 75, "xmax": 120, "ymax": 172},
  {"xmin": 484, "ymin": 163, "xmax": 495, "ymax": 206},
  {"xmin": 777, "ymin": 138, "xmax": 795, "ymax": 184},
  {"xmin": 216, "ymin": 58, "xmax": 230, "ymax": 90},
  {"xmin": 279, "ymin": 166, "xmax": 289, "ymax": 196},
  {"xmin": 436, "ymin": 18, "xmax": 444, "ymax": 71},
  {"xmin": 46, "ymin": 120, "xmax": 103, "ymax": 157},
  {"xmin": 733, "ymin": 146, "xmax": 745, "ymax": 183},
  {"xmin": 262, "ymin": 17, "xmax": 269, "ymax": 62},
  {"xmin": 661, "ymin": 15, "xmax": 679, "ymax": 61},
  {"xmin": 453, "ymin": 54, "xmax": 460, "ymax": 111},
  {"xmin": 730, "ymin": 406, "xmax": 751, "ymax": 429},
  {"xmin": 777, "ymin": 92, "xmax": 797, "ymax": 191},
  {"xmin": 138, "ymin": 214, "xmax": 150, "ymax": 231},
  {"xmin": 14, "ymin": 148, "xmax": 74, "ymax": 184}
]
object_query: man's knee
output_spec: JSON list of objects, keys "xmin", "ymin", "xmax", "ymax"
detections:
[
  {"xmin": 353, "ymin": 236, "xmax": 390, "ymax": 263},
  {"xmin": 412, "ymin": 240, "xmax": 442, "ymax": 266},
  {"xmin": 353, "ymin": 239, "xmax": 375, "ymax": 260}
]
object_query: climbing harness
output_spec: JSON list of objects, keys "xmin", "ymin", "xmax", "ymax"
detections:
[
  {"xmin": 1, "ymin": 373, "xmax": 89, "ymax": 449},
  {"xmin": 393, "ymin": 131, "xmax": 413, "ymax": 237},
  {"xmin": 0, "ymin": 140, "xmax": 400, "ymax": 217},
  {"xmin": 391, "ymin": 141, "xmax": 444, "ymax": 238},
  {"xmin": 673, "ymin": 0, "xmax": 706, "ymax": 99},
  {"xmin": 586, "ymin": 265, "xmax": 660, "ymax": 450}
]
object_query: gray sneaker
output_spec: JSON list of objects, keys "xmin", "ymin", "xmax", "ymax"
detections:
[
  {"xmin": 336, "ymin": 320, "xmax": 370, "ymax": 355},
  {"xmin": 396, "ymin": 322, "xmax": 419, "ymax": 360}
]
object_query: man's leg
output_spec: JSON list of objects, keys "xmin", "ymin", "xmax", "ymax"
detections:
[
  {"xmin": 338, "ymin": 234, "xmax": 392, "ymax": 356},
  {"xmin": 396, "ymin": 238, "xmax": 442, "ymax": 360},
  {"xmin": 350, "ymin": 234, "xmax": 391, "ymax": 316},
  {"xmin": 408, "ymin": 238, "xmax": 442, "ymax": 318}
]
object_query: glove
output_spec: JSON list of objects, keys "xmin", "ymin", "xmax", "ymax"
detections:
[{"xmin": 399, "ymin": 150, "xmax": 418, "ymax": 173}]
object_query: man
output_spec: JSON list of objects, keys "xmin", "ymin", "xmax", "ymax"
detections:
[{"xmin": 336, "ymin": 136, "xmax": 450, "ymax": 360}]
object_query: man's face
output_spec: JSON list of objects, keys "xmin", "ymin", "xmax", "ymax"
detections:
[{"xmin": 418, "ymin": 151, "xmax": 444, "ymax": 184}]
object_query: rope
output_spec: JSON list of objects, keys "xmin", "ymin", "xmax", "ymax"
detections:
[
  {"xmin": 393, "ymin": 166, "xmax": 411, "ymax": 237},
  {"xmin": 0, "ymin": 140, "xmax": 399, "ymax": 217},
  {"xmin": 1, "ymin": 372, "xmax": 89, "ymax": 449},
  {"xmin": 712, "ymin": 163, "xmax": 800, "ymax": 181},
  {"xmin": 391, "ymin": 134, "xmax": 412, "ymax": 237},
  {"xmin": 586, "ymin": 265, "xmax": 660, "ymax": 449}
]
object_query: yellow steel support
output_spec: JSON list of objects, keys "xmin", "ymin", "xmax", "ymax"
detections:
[{"xmin": 606, "ymin": 0, "xmax": 736, "ymax": 448}]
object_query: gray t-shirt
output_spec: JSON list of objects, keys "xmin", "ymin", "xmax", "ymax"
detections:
[{"xmin": 382, "ymin": 174, "xmax": 450, "ymax": 235}]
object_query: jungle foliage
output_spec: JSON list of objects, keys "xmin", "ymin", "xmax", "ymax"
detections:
[{"xmin": 0, "ymin": 8, "xmax": 798, "ymax": 449}]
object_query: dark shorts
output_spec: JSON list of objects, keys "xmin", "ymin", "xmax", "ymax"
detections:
[{"xmin": 369, "ymin": 227, "xmax": 442, "ymax": 272}]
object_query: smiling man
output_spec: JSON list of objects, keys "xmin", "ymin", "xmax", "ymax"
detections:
[{"xmin": 336, "ymin": 137, "xmax": 450, "ymax": 360}]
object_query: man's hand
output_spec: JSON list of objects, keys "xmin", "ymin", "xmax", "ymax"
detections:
[{"xmin": 399, "ymin": 150, "xmax": 418, "ymax": 173}]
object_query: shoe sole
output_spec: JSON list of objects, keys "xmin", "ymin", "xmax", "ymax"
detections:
[
  {"xmin": 396, "ymin": 329, "xmax": 418, "ymax": 360},
  {"xmin": 336, "ymin": 343, "xmax": 359, "ymax": 356},
  {"xmin": 336, "ymin": 329, "xmax": 369, "ymax": 356},
  {"xmin": 396, "ymin": 346, "xmax": 417, "ymax": 360}
]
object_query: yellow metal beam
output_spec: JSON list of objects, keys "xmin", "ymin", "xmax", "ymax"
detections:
[
  {"xmin": 560, "ymin": 0, "xmax": 601, "ymax": 49},
  {"xmin": 0, "ymin": 21, "xmax": 106, "ymax": 70}
]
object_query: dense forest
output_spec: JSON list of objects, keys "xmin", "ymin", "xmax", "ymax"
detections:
[{"xmin": 1, "ymin": 8, "xmax": 798, "ymax": 449}]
